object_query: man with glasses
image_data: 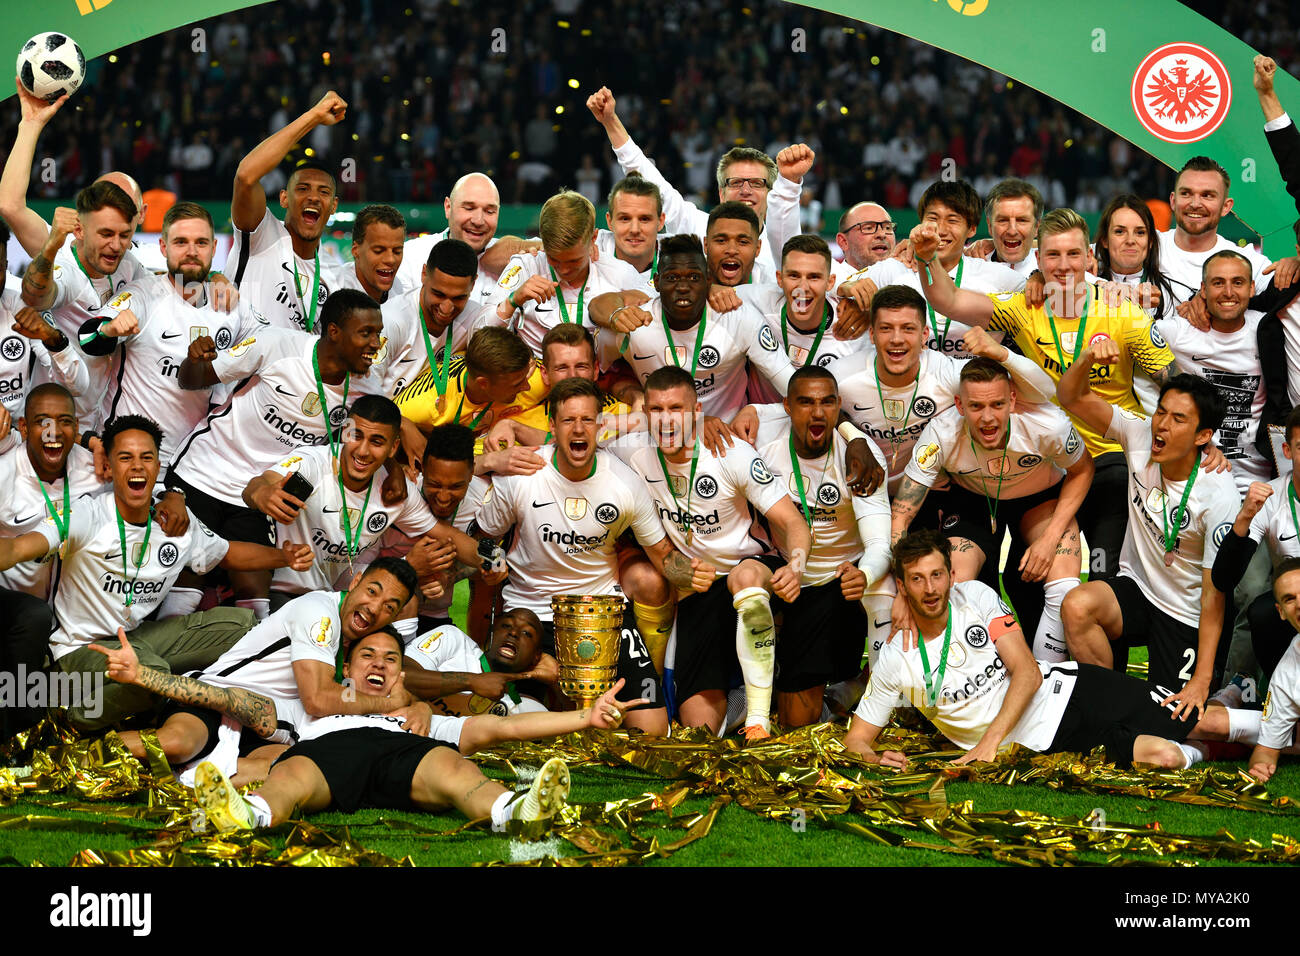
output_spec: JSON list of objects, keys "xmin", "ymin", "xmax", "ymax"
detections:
[{"xmin": 833, "ymin": 203, "xmax": 898, "ymax": 284}]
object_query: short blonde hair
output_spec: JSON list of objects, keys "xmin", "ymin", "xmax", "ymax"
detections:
[
  {"xmin": 1037, "ymin": 207, "xmax": 1090, "ymax": 247},
  {"xmin": 539, "ymin": 190, "xmax": 595, "ymax": 252}
]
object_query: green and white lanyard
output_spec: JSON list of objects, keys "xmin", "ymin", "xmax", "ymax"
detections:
[
  {"xmin": 969, "ymin": 421, "xmax": 1011, "ymax": 534},
  {"xmin": 661, "ymin": 308, "xmax": 709, "ymax": 379},
  {"xmin": 921, "ymin": 257, "xmax": 962, "ymax": 347},
  {"xmin": 874, "ymin": 362, "xmax": 921, "ymax": 469},
  {"xmin": 479, "ymin": 652, "xmax": 522, "ymax": 705},
  {"xmin": 549, "ymin": 266, "xmax": 586, "ymax": 326},
  {"xmin": 917, "ymin": 606, "xmax": 954, "ymax": 708},
  {"xmin": 453, "ymin": 368, "xmax": 494, "ymax": 431},
  {"xmin": 312, "ymin": 342, "xmax": 350, "ymax": 459},
  {"xmin": 788, "ymin": 433, "xmax": 832, "ymax": 531},
  {"xmin": 1160, "ymin": 453, "xmax": 1200, "ymax": 566},
  {"xmin": 1045, "ymin": 286, "xmax": 1093, "ymax": 373},
  {"xmin": 781, "ymin": 301, "xmax": 830, "ymax": 367},
  {"xmin": 114, "ymin": 504, "xmax": 154, "ymax": 609},
  {"xmin": 418, "ymin": 305, "xmax": 453, "ymax": 413},
  {"xmin": 293, "ymin": 249, "xmax": 323, "ymax": 332},
  {"xmin": 656, "ymin": 439, "xmax": 701, "ymax": 546},
  {"xmin": 335, "ymin": 466, "xmax": 374, "ymax": 572},
  {"xmin": 39, "ymin": 476, "xmax": 71, "ymax": 543}
]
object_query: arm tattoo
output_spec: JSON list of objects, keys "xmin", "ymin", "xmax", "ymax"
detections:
[
  {"xmin": 662, "ymin": 550, "xmax": 696, "ymax": 590},
  {"xmin": 1149, "ymin": 360, "xmax": 1179, "ymax": 386},
  {"xmin": 134, "ymin": 666, "xmax": 278, "ymax": 739},
  {"xmin": 22, "ymin": 254, "xmax": 53, "ymax": 299},
  {"xmin": 447, "ymin": 560, "xmax": 479, "ymax": 584}
]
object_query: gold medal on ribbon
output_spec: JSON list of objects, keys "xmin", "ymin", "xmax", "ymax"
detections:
[{"xmin": 435, "ymin": 394, "xmax": 446, "ymax": 414}]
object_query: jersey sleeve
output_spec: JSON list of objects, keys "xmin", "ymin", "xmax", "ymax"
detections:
[
  {"xmin": 738, "ymin": 307, "xmax": 796, "ymax": 396},
  {"xmin": 472, "ymin": 476, "xmax": 515, "ymax": 538},
  {"xmin": 394, "ymin": 494, "xmax": 439, "ymax": 538},
  {"xmin": 1044, "ymin": 413, "xmax": 1086, "ymax": 470},
  {"xmin": 186, "ymin": 518, "xmax": 232, "ymax": 573},
  {"xmin": 985, "ymin": 292, "xmax": 1030, "ymax": 335},
  {"xmin": 1120, "ymin": 306, "xmax": 1176, "ymax": 374},
  {"xmin": 611, "ymin": 135, "xmax": 708, "ymax": 237},
  {"xmin": 209, "ymin": 326, "xmax": 292, "ymax": 382},
  {"xmin": 82, "ymin": 285, "xmax": 148, "ymax": 355},
  {"xmin": 626, "ymin": 482, "xmax": 668, "ymax": 548},
  {"xmin": 1200, "ymin": 478, "xmax": 1242, "ymax": 571},
  {"xmin": 1259, "ymin": 649, "xmax": 1300, "ymax": 750},
  {"xmin": 486, "ymin": 253, "xmax": 531, "ymax": 311},
  {"xmin": 288, "ymin": 595, "xmax": 341, "ymax": 667},
  {"xmin": 1103, "ymin": 406, "xmax": 1147, "ymax": 451},
  {"xmin": 406, "ymin": 624, "xmax": 481, "ymax": 672},
  {"xmin": 243, "ymin": 210, "xmax": 287, "ymax": 258},
  {"xmin": 968, "ymin": 581, "xmax": 1019, "ymax": 640},
  {"xmin": 854, "ymin": 646, "xmax": 904, "ymax": 728},
  {"xmin": 902, "ymin": 418, "xmax": 947, "ymax": 489},
  {"xmin": 850, "ymin": 441, "xmax": 892, "ymax": 588},
  {"xmin": 730, "ymin": 442, "xmax": 791, "ymax": 515}
]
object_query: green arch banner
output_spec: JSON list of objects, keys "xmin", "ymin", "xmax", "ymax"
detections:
[{"xmin": 3, "ymin": 0, "xmax": 1297, "ymax": 254}]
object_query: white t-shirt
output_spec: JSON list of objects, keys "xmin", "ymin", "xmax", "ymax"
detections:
[
  {"xmin": 1259, "ymin": 635, "xmax": 1300, "ymax": 751},
  {"xmin": 36, "ymin": 492, "xmax": 229, "ymax": 658},
  {"xmin": 487, "ymin": 250, "xmax": 642, "ymax": 358},
  {"xmin": 601, "ymin": 296, "xmax": 795, "ymax": 421},
  {"xmin": 475, "ymin": 446, "xmax": 666, "ymax": 621},
  {"xmin": 1108, "ymin": 408, "xmax": 1241, "ymax": 627},
  {"xmin": 171, "ymin": 327, "xmax": 350, "ymax": 506},
  {"xmin": 265, "ymin": 445, "xmax": 438, "ymax": 595},
  {"xmin": 1155, "ymin": 313, "xmax": 1269, "ymax": 495},
  {"xmin": 405, "ymin": 624, "xmax": 547, "ymax": 715},
  {"xmin": 369, "ymin": 286, "xmax": 485, "ymax": 395},
  {"xmin": 624, "ymin": 439, "xmax": 788, "ymax": 574},
  {"xmin": 227, "ymin": 212, "xmax": 336, "ymax": 333},
  {"xmin": 854, "ymin": 580, "xmax": 1074, "ymax": 752},
  {"xmin": 904, "ymin": 404, "xmax": 1083, "ymax": 500},
  {"xmin": 91, "ymin": 282, "xmax": 265, "ymax": 466},
  {"xmin": 1246, "ymin": 474, "xmax": 1300, "ymax": 565},
  {"xmin": 0, "ymin": 444, "xmax": 103, "ymax": 598},
  {"xmin": 1156, "ymin": 230, "xmax": 1271, "ymax": 307}
]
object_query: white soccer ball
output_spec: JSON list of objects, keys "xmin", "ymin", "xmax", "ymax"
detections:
[{"xmin": 17, "ymin": 32, "xmax": 86, "ymax": 103}]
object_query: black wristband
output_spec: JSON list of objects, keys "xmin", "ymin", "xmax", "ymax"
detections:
[{"xmin": 79, "ymin": 430, "xmax": 99, "ymax": 450}]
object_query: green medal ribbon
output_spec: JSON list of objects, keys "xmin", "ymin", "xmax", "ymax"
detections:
[
  {"xmin": 1288, "ymin": 480, "xmax": 1300, "ymax": 545},
  {"xmin": 1045, "ymin": 285, "xmax": 1093, "ymax": 373},
  {"xmin": 916, "ymin": 605, "xmax": 953, "ymax": 708},
  {"xmin": 293, "ymin": 249, "xmax": 322, "ymax": 332},
  {"xmin": 781, "ymin": 301, "xmax": 831, "ymax": 367},
  {"xmin": 968, "ymin": 420, "xmax": 1012, "ymax": 535},
  {"xmin": 549, "ymin": 266, "xmax": 586, "ymax": 326},
  {"xmin": 334, "ymin": 590, "xmax": 347, "ymax": 682},
  {"xmin": 114, "ymin": 504, "xmax": 154, "ymax": 609},
  {"xmin": 38, "ymin": 477, "xmax": 71, "ymax": 543},
  {"xmin": 479, "ymin": 652, "xmax": 522, "ymax": 705},
  {"xmin": 312, "ymin": 342, "xmax": 350, "ymax": 460},
  {"xmin": 661, "ymin": 307, "xmax": 709, "ymax": 379},
  {"xmin": 874, "ymin": 361, "xmax": 921, "ymax": 467},
  {"xmin": 1160, "ymin": 453, "xmax": 1200, "ymax": 559},
  {"xmin": 656, "ymin": 439, "xmax": 701, "ymax": 544},
  {"xmin": 453, "ymin": 368, "xmax": 493, "ymax": 431},
  {"xmin": 788, "ymin": 433, "xmax": 831, "ymax": 530},
  {"xmin": 417, "ymin": 305, "xmax": 452, "ymax": 401},
  {"xmin": 335, "ymin": 466, "xmax": 374, "ymax": 564},
  {"xmin": 923, "ymin": 257, "xmax": 962, "ymax": 347},
  {"xmin": 648, "ymin": 248, "xmax": 658, "ymax": 282}
]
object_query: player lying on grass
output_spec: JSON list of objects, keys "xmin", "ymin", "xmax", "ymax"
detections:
[
  {"xmin": 100, "ymin": 628, "xmax": 644, "ymax": 828},
  {"xmin": 843, "ymin": 529, "xmax": 1261, "ymax": 770}
]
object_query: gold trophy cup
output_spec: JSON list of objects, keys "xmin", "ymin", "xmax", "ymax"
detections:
[{"xmin": 551, "ymin": 594, "xmax": 625, "ymax": 707}]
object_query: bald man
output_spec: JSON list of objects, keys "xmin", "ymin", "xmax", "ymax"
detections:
[{"xmin": 397, "ymin": 173, "xmax": 541, "ymax": 306}]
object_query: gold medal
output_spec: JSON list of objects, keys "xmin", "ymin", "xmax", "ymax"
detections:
[
  {"xmin": 990, "ymin": 516, "xmax": 998, "ymax": 535},
  {"xmin": 1164, "ymin": 550, "xmax": 1176, "ymax": 568},
  {"xmin": 685, "ymin": 527, "xmax": 693, "ymax": 547},
  {"xmin": 436, "ymin": 394, "xmax": 446, "ymax": 414}
]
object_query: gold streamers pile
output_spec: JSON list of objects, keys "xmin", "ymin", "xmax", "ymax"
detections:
[{"xmin": 2, "ymin": 717, "xmax": 1297, "ymax": 867}]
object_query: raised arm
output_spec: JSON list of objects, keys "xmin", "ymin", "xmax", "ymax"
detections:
[
  {"xmin": 1255, "ymin": 54, "xmax": 1284, "ymax": 123},
  {"xmin": 912, "ymin": 224, "xmax": 996, "ymax": 326},
  {"xmin": 0, "ymin": 82, "xmax": 69, "ymax": 255},
  {"xmin": 20, "ymin": 207, "xmax": 76, "ymax": 311},
  {"xmin": 1055, "ymin": 341, "xmax": 1117, "ymax": 438},
  {"xmin": 457, "ymin": 678, "xmax": 647, "ymax": 755},
  {"xmin": 962, "ymin": 325, "xmax": 1055, "ymax": 402},
  {"xmin": 232, "ymin": 90, "xmax": 347, "ymax": 232},
  {"xmin": 889, "ymin": 475, "xmax": 930, "ymax": 546}
]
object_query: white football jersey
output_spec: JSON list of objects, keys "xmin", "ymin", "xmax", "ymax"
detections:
[
  {"xmin": 332, "ymin": 260, "xmax": 415, "ymax": 304},
  {"xmin": 1259, "ymin": 635, "xmax": 1300, "ymax": 751},
  {"xmin": 1155, "ymin": 313, "xmax": 1269, "ymax": 495},
  {"xmin": 848, "ymin": 256, "xmax": 1023, "ymax": 359},
  {"xmin": 757, "ymin": 425, "xmax": 890, "ymax": 586},
  {"xmin": 594, "ymin": 230, "xmax": 656, "ymax": 291},
  {"xmin": 1109, "ymin": 408, "xmax": 1241, "ymax": 627},
  {"xmin": 368, "ymin": 286, "xmax": 485, "ymax": 394},
  {"xmin": 265, "ymin": 445, "xmax": 438, "ymax": 595},
  {"xmin": 293, "ymin": 709, "xmax": 465, "ymax": 747},
  {"xmin": 0, "ymin": 284, "xmax": 89, "ymax": 418},
  {"xmin": 36, "ymin": 492, "xmax": 229, "ymax": 658},
  {"xmin": 984, "ymin": 248, "xmax": 1038, "ymax": 279},
  {"xmin": 171, "ymin": 327, "xmax": 350, "ymax": 506},
  {"xmin": 1246, "ymin": 475, "xmax": 1300, "ymax": 565},
  {"xmin": 854, "ymin": 580, "xmax": 1074, "ymax": 752},
  {"xmin": 0, "ymin": 443, "xmax": 103, "ymax": 598},
  {"xmin": 397, "ymin": 228, "xmax": 501, "ymax": 308},
  {"xmin": 1156, "ymin": 230, "xmax": 1271, "ymax": 307},
  {"xmin": 904, "ymin": 404, "xmax": 1084, "ymax": 500},
  {"xmin": 227, "ymin": 212, "xmax": 336, "ymax": 333},
  {"xmin": 487, "ymin": 249, "xmax": 642, "ymax": 358},
  {"xmin": 475, "ymin": 446, "xmax": 666, "ymax": 621},
  {"xmin": 625, "ymin": 439, "xmax": 787, "ymax": 573},
  {"xmin": 405, "ymin": 624, "xmax": 546, "ymax": 715},
  {"xmin": 92, "ymin": 282, "xmax": 265, "ymax": 466},
  {"xmin": 602, "ymin": 296, "xmax": 795, "ymax": 421},
  {"xmin": 739, "ymin": 283, "xmax": 872, "ymax": 405}
]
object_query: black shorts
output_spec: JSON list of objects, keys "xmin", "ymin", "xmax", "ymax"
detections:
[
  {"xmin": 674, "ymin": 554, "xmax": 785, "ymax": 702},
  {"xmin": 1109, "ymin": 574, "xmax": 1225, "ymax": 689},
  {"xmin": 1047, "ymin": 661, "xmax": 1194, "ymax": 767},
  {"xmin": 276, "ymin": 727, "xmax": 456, "ymax": 813},
  {"xmin": 541, "ymin": 605, "xmax": 663, "ymax": 711},
  {"xmin": 936, "ymin": 481, "xmax": 1062, "ymax": 569},
  {"xmin": 162, "ymin": 702, "xmax": 285, "ymax": 763},
  {"xmin": 774, "ymin": 579, "xmax": 867, "ymax": 691},
  {"xmin": 167, "ymin": 470, "xmax": 276, "ymax": 546}
]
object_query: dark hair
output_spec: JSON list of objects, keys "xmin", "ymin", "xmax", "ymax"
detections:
[
  {"xmin": 1201, "ymin": 249, "xmax": 1253, "ymax": 284},
  {"xmin": 1286, "ymin": 405, "xmax": 1300, "ymax": 445},
  {"xmin": 707, "ymin": 200, "xmax": 760, "ymax": 236},
  {"xmin": 984, "ymin": 178, "xmax": 1043, "ymax": 224},
  {"xmin": 347, "ymin": 394, "xmax": 401, "ymax": 433},
  {"xmin": 361, "ymin": 556, "xmax": 419, "ymax": 603},
  {"xmin": 1176, "ymin": 156, "xmax": 1231, "ymax": 194},
  {"xmin": 541, "ymin": 322, "xmax": 597, "ymax": 367},
  {"xmin": 289, "ymin": 160, "xmax": 338, "ymax": 193},
  {"xmin": 892, "ymin": 528, "xmax": 952, "ymax": 580},
  {"xmin": 1274, "ymin": 556, "xmax": 1300, "ymax": 598},
  {"xmin": 162, "ymin": 201, "xmax": 213, "ymax": 236},
  {"xmin": 0, "ymin": 220, "xmax": 9, "ymax": 247},
  {"xmin": 1094, "ymin": 194, "xmax": 1175, "ymax": 305},
  {"xmin": 75, "ymin": 181, "xmax": 138, "ymax": 224},
  {"xmin": 24, "ymin": 382, "xmax": 74, "ymax": 416},
  {"xmin": 352, "ymin": 203, "xmax": 406, "ymax": 245},
  {"xmin": 103, "ymin": 414, "xmax": 163, "ymax": 454},
  {"xmin": 788, "ymin": 364, "xmax": 838, "ymax": 393},
  {"xmin": 658, "ymin": 233, "xmax": 707, "ymax": 268},
  {"xmin": 423, "ymin": 424, "xmax": 475, "ymax": 466},
  {"xmin": 644, "ymin": 365, "xmax": 697, "ymax": 398},
  {"xmin": 608, "ymin": 173, "xmax": 663, "ymax": 216},
  {"xmin": 918, "ymin": 180, "xmax": 982, "ymax": 230},
  {"xmin": 781, "ymin": 234, "xmax": 832, "ymax": 270},
  {"xmin": 546, "ymin": 376, "xmax": 603, "ymax": 420},
  {"xmin": 428, "ymin": 237, "xmax": 478, "ymax": 277},
  {"xmin": 1158, "ymin": 373, "xmax": 1227, "ymax": 436},
  {"xmin": 959, "ymin": 356, "xmax": 1011, "ymax": 387},
  {"xmin": 869, "ymin": 284, "xmax": 927, "ymax": 325},
  {"xmin": 319, "ymin": 288, "xmax": 380, "ymax": 336},
  {"xmin": 346, "ymin": 625, "xmax": 404, "ymax": 663}
]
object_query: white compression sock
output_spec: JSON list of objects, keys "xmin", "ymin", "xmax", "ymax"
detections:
[
  {"xmin": 244, "ymin": 793, "xmax": 273, "ymax": 828},
  {"xmin": 392, "ymin": 617, "xmax": 420, "ymax": 641},
  {"xmin": 1032, "ymin": 578, "xmax": 1078, "ymax": 663},
  {"xmin": 236, "ymin": 597, "xmax": 270, "ymax": 622},
  {"xmin": 1226, "ymin": 708, "xmax": 1261, "ymax": 745},
  {"xmin": 732, "ymin": 586, "xmax": 776, "ymax": 732},
  {"xmin": 158, "ymin": 587, "xmax": 202, "ymax": 620},
  {"xmin": 1178, "ymin": 742, "xmax": 1205, "ymax": 769},
  {"xmin": 489, "ymin": 790, "xmax": 517, "ymax": 828},
  {"xmin": 861, "ymin": 591, "xmax": 894, "ymax": 671}
]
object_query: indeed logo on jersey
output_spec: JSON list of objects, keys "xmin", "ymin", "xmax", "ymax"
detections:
[
  {"xmin": 262, "ymin": 405, "xmax": 328, "ymax": 446},
  {"xmin": 540, "ymin": 523, "xmax": 610, "ymax": 552},
  {"xmin": 938, "ymin": 654, "xmax": 1006, "ymax": 704},
  {"xmin": 99, "ymin": 572, "xmax": 166, "ymax": 598},
  {"xmin": 656, "ymin": 503, "xmax": 721, "ymax": 529},
  {"xmin": 0, "ymin": 372, "xmax": 24, "ymax": 395},
  {"xmin": 311, "ymin": 527, "xmax": 366, "ymax": 557},
  {"xmin": 864, "ymin": 420, "xmax": 926, "ymax": 442}
]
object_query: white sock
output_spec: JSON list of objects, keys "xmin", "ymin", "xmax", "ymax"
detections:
[
  {"xmin": 244, "ymin": 793, "xmax": 273, "ymax": 828},
  {"xmin": 732, "ymin": 586, "xmax": 775, "ymax": 731},
  {"xmin": 158, "ymin": 587, "xmax": 202, "ymax": 620},
  {"xmin": 393, "ymin": 617, "xmax": 419, "ymax": 641},
  {"xmin": 489, "ymin": 790, "xmax": 516, "ymax": 828},
  {"xmin": 1178, "ymin": 742, "xmax": 1205, "ymax": 769},
  {"xmin": 861, "ymin": 591, "xmax": 894, "ymax": 671},
  {"xmin": 236, "ymin": 597, "xmax": 270, "ymax": 622},
  {"xmin": 1032, "ymin": 578, "xmax": 1077, "ymax": 662},
  {"xmin": 1226, "ymin": 708, "xmax": 1261, "ymax": 745}
]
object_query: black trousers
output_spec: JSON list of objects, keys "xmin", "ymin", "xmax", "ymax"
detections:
[{"xmin": 0, "ymin": 588, "xmax": 53, "ymax": 741}]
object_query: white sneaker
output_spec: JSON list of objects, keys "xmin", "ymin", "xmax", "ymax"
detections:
[
  {"xmin": 194, "ymin": 760, "xmax": 256, "ymax": 833},
  {"xmin": 511, "ymin": 757, "xmax": 569, "ymax": 822}
]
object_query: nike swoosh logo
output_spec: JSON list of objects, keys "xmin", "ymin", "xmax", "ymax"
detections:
[
  {"xmin": 632, "ymin": 354, "xmax": 655, "ymax": 361},
  {"xmin": 873, "ymin": 619, "xmax": 891, "ymax": 629},
  {"xmin": 531, "ymin": 501, "xmax": 552, "ymax": 509},
  {"xmin": 1191, "ymin": 354, "xmax": 1214, "ymax": 362},
  {"xmin": 535, "ymin": 305, "xmax": 554, "ymax": 313},
  {"xmin": 274, "ymin": 385, "xmax": 295, "ymax": 396},
  {"xmin": 853, "ymin": 403, "xmax": 873, "ymax": 411},
  {"xmin": 646, "ymin": 477, "xmax": 664, "ymax": 483},
  {"xmin": 1282, "ymin": 533, "xmax": 1297, "ymax": 542},
  {"xmin": 13, "ymin": 513, "xmax": 37, "ymax": 524},
  {"xmin": 161, "ymin": 331, "xmax": 181, "ymax": 340},
  {"xmin": 105, "ymin": 551, "xmax": 122, "ymax": 561},
  {"xmin": 322, "ymin": 506, "xmax": 340, "ymax": 514}
]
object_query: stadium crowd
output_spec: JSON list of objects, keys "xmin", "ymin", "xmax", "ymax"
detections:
[{"xmin": 1, "ymin": 2, "xmax": 1300, "ymax": 833}]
